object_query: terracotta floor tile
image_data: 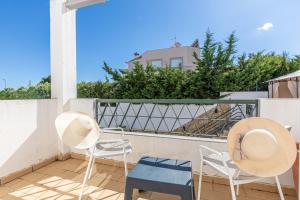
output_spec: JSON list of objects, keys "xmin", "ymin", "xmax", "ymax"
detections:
[
  {"xmin": 150, "ymin": 192, "xmax": 181, "ymax": 200},
  {"xmin": 19, "ymin": 173, "xmax": 47, "ymax": 183},
  {"xmin": 243, "ymin": 188, "xmax": 281, "ymax": 200},
  {"xmin": 36, "ymin": 191, "xmax": 75, "ymax": 200},
  {"xmin": 4, "ymin": 179, "xmax": 31, "ymax": 190},
  {"xmin": 35, "ymin": 166, "xmax": 66, "ymax": 176},
  {"xmin": 49, "ymin": 159, "xmax": 87, "ymax": 173},
  {"xmin": 87, "ymin": 188, "xmax": 120, "ymax": 200},
  {"xmin": 285, "ymin": 195, "xmax": 297, "ymax": 200},
  {"xmin": 0, "ymin": 194, "xmax": 22, "ymax": 200},
  {"xmin": 0, "ymin": 186, "xmax": 12, "ymax": 198},
  {"xmin": 9, "ymin": 184, "xmax": 45, "ymax": 197},
  {"xmin": 102, "ymin": 180, "xmax": 124, "ymax": 193}
]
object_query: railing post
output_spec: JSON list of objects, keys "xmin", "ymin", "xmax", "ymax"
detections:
[{"xmin": 255, "ymin": 100, "xmax": 259, "ymax": 117}]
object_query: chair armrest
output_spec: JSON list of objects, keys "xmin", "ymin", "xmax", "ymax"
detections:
[
  {"xmin": 97, "ymin": 139, "xmax": 131, "ymax": 149},
  {"xmin": 109, "ymin": 140, "xmax": 131, "ymax": 149},
  {"xmin": 97, "ymin": 139, "xmax": 129, "ymax": 144},
  {"xmin": 199, "ymin": 145, "xmax": 222, "ymax": 156},
  {"xmin": 103, "ymin": 127, "xmax": 125, "ymax": 136}
]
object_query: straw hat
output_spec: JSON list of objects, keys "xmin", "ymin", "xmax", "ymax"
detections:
[
  {"xmin": 55, "ymin": 112, "xmax": 100, "ymax": 149},
  {"xmin": 228, "ymin": 117, "xmax": 297, "ymax": 177}
]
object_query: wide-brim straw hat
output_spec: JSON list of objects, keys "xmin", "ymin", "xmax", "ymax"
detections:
[
  {"xmin": 55, "ymin": 112, "xmax": 100, "ymax": 149},
  {"xmin": 228, "ymin": 117, "xmax": 297, "ymax": 177}
]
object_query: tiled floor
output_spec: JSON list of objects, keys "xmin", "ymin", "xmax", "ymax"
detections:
[{"xmin": 0, "ymin": 159, "xmax": 297, "ymax": 200}]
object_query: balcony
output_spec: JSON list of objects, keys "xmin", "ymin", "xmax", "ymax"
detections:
[
  {"xmin": 0, "ymin": 98, "xmax": 300, "ymax": 199},
  {"xmin": 1, "ymin": 0, "xmax": 299, "ymax": 199}
]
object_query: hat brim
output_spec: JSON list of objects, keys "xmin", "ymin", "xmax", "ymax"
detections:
[
  {"xmin": 228, "ymin": 117, "xmax": 297, "ymax": 177},
  {"xmin": 55, "ymin": 112, "xmax": 100, "ymax": 149}
]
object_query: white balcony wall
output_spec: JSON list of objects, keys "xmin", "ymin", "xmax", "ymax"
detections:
[{"xmin": 0, "ymin": 100, "xmax": 59, "ymax": 177}]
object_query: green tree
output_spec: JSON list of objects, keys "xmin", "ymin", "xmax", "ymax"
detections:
[{"xmin": 192, "ymin": 31, "xmax": 238, "ymax": 98}]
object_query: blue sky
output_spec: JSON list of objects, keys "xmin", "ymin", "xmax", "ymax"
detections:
[{"xmin": 0, "ymin": 0, "xmax": 299, "ymax": 89}]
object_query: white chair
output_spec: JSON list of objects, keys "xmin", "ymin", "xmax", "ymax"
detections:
[
  {"xmin": 79, "ymin": 127, "xmax": 132, "ymax": 199},
  {"xmin": 55, "ymin": 112, "xmax": 132, "ymax": 200},
  {"xmin": 197, "ymin": 145, "xmax": 284, "ymax": 200}
]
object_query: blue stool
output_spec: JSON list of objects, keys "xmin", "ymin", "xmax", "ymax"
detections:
[{"xmin": 125, "ymin": 156, "xmax": 195, "ymax": 200}]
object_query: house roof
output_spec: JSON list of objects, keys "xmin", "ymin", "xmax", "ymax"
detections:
[
  {"xmin": 126, "ymin": 40, "xmax": 200, "ymax": 64},
  {"xmin": 268, "ymin": 70, "xmax": 300, "ymax": 82},
  {"xmin": 126, "ymin": 55, "xmax": 142, "ymax": 63}
]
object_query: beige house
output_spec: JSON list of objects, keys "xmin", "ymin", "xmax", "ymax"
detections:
[{"xmin": 127, "ymin": 41, "xmax": 200, "ymax": 70}]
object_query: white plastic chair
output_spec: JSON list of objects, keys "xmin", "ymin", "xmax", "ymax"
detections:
[
  {"xmin": 197, "ymin": 145, "xmax": 284, "ymax": 200},
  {"xmin": 79, "ymin": 127, "xmax": 132, "ymax": 199}
]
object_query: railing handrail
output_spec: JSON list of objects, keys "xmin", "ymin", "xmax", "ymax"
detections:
[{"xmin": 96, "ymin": 99, "xmax": 258, "ymax": 105}]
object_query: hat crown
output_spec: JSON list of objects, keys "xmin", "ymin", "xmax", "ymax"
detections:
[
  {"xmin": 241, "ymin": 129, "xmax": 278, "ymax": 161},
  {"xmin": 55, "ymin": 112, "xmax": 100, "ymax": 149}
]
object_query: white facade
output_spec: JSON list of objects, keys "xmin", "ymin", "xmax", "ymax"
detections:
[{"xmin": 128, "ymin": 45, "xmax": 200, "ymax": 71}]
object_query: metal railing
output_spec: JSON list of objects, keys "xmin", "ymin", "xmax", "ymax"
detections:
[{"xmin": 94, "ymin": 99, "xmax": 259, "ymax": 138}]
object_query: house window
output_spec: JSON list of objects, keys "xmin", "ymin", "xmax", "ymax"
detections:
[
  {"xmin": 150, "ymin": 59, "xmax": 163, "ymax": 68},
  {"xmin": 170, "ymin": 57, "xmax": 183, "ymax": 68}
]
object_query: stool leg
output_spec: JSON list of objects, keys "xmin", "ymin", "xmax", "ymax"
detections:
[
  {"xmin": 181, "ymin": 188, "xmax": 193, "ymax": 200},
  {"xmin": 124, "ymin": 181, "xmax": 134, "ymax": 200}
]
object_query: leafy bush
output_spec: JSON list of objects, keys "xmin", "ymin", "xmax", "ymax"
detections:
[{"xmin": 0, "ymin": 82, "xmax": 50, "ymax": 100}]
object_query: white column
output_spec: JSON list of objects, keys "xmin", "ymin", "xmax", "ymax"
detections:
[
  {"xmin": 50, "ymin": 0, "xmax": 77, "ymax": 157},
  {"xmin": 50, "ymin": 0, "xmax": 77, "ymax": 105}
]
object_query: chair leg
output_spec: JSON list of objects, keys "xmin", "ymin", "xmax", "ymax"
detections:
[
  {"xmin": 79, "ymin": 148, "xmax": 95, "ymax": 200},
  {"xmin": 275, "ymin": 176, "xmax": 285, "ymax": 200},
  {"xmin": 228, "ymin": 177, "xmax": 237, "ymax": 200},
  {"xmin": 236, "ymin": 184, "xmax": 239, "ymax": 196},
  {"xmin": 197, "ymin": 159, "xmax": 203, "ymax": 200},
  {"xmin": 88, "ymin": 156, "xmax": 96, "ymax": 180},
  {"xmin": 234, "ymin": 170, "xmax": 240, "ymax": 196},
  {"xmin": 123, "ymin": 150, "xmax": 128, "ymax": 177}
]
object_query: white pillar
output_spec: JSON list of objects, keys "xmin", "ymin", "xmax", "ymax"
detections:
[
  {"xmin": 50, "ymin": 0, "xmax": 77, "ymax": 106},
  {"xmin": 50, "ymin": 0, "xmax": 77, "ymax": 157}
]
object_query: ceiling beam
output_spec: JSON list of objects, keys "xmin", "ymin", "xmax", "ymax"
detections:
[{"xmin": 66, "ymin": 0, "xmax": 107, "ymax": 10}]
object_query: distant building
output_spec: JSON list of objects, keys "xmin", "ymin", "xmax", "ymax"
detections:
[{"xmin": 127, "ymin": 40, "xmax": 200, "ymax": 71}]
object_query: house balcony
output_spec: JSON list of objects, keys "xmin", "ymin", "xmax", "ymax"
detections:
[{"xmin": 0, "ymin": 98, "xmax": 300, "ymax": 200}]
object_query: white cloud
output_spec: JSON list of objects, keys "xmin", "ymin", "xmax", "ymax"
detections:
[{"xmin": 257, "ymin": 22, "xmax": 274, "ymax": 31}]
